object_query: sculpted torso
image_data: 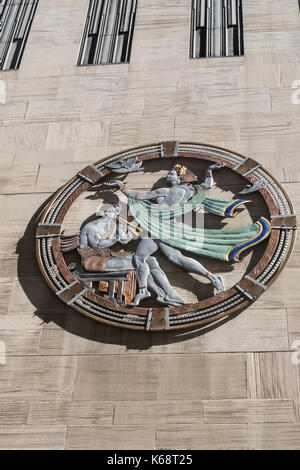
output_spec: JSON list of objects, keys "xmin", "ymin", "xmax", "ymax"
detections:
[
  {"xmin": 146, "ymin": 185, "xmax": 196, "ymax": 206},
  {"xmin": 79, "ymin": 214, "xmax": 130, "ymax": 251},
  {"xmin": 79, "ymin": 219, "xmax": 115, "ymax": 250}
]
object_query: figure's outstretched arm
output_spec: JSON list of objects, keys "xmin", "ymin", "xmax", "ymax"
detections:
[
  {"xmin": 105, "ymin": 180, "xmax": 165, "ymax": 200},
  {"xmin": 202, "ymin": 163, "xmax": 225, "ymax": 189},
  {"xmin": 129, "ymin": 189, "xmax": 166, "ymax": 200}
]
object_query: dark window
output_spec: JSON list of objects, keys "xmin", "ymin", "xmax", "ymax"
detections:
[
  {"xmin": 190, "ymin": 0, "xmax": 244, "ymax": 59},
  {"xmin": 78, "ymin": 0, "xmax": 137, "ymax": 66},
  {"xmin": 0, "ymin": 0, "xmax": 39, "ymax": 71}
]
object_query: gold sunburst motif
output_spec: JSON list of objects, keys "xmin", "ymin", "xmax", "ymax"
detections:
[{"xmin": 174, "ymin": 164, "xmax": 187, "ymax": 176}]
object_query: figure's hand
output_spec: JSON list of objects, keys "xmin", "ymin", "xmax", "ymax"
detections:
[
  {"xmin": 118, "ymin": 221, "xmax": 141, "ymax": 243},
  {"xmin": 208, "ymin": 163, "xmax": 225, "ymax": 171},
  {"xmin": 104, "ymin": 180, "xmax": 125, "ymax": 188}
]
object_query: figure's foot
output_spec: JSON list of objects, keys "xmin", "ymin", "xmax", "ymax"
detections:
[
  {"xmin": 157, "ymin": 294, "xmax": 185, "ymax": 307},
  {"xmin": 128, "ymin": 289, "xmax": 151, "ymax": 306},
  {"xmin": 210, "ymin": 275, "xmax": 225, "ymax": 294}
]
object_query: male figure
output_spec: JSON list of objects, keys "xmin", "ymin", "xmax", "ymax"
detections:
[
  {"xmin": 78, "ymin": 203, "xmax": 185, "ymax": 307},
  {"xmin": 106, "ymin": 164, "xmax": 226, "ymax": 306}
]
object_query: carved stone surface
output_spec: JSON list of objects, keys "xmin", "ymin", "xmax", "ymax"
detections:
[{"xmin": 36, "ymin": 142, "xmax": 296, "ymax": 331}]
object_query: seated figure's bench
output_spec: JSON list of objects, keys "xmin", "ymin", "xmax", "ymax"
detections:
[{"xmin": 68, "ymin": 263, "xmax": 136, "ymax": 305}]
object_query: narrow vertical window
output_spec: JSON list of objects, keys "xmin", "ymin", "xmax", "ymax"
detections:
[
  {"xmin": 0, "ymin": 0, "xmax": 39, "ymax": 71},
  {"xmin": 78, "ymin": 0, "xmax": 137, "ymax": 66},
  {"xmin": 190, "ymin": 0, "xmax": 244, "ymax": 59}
]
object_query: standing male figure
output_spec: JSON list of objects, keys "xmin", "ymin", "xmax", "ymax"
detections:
[{"xmin": 107, "ymin": 164, "xmax": 227, "ymax": 306}]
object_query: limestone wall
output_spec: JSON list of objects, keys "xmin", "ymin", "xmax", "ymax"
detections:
[{"xmin": 0, "ymin": 0, "xmax": 300, "ymax": 449}]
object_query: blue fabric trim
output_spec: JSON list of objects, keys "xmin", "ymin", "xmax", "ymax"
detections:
[
  {"xmin": 224, "ymin": 200, "xmax": 249, "ymax": 217},
  {"xmin": 228, "ymin": 217, "xmax": 271, "ymax": 262}
]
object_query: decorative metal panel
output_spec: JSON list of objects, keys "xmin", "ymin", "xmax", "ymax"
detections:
[
  {"xmin": 36, "ymin": 142, "xmax": 296, "ymax": 332},
  {"xmin": 78, "ymin": 0, "xmax": 137, "ymax": 66},
  {"xmin": 0, "ymin": 0, "xmax": 38, "ymax": 71},
  {"xmin": 190, "ymin": 0, "xmax": 244, "ymax": 59}
]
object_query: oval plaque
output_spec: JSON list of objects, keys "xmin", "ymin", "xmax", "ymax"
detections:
[{"xmin": 36, "ymin": 142, "xmax": 297, "ymax": 331}]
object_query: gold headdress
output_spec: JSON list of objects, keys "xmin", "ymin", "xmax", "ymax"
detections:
[
  {"xmin": 173, "ymin": 164, "xmax": 198, "ymax": 183},
  {"xmin": 174, "ymin": 164, "xmax": 187, "ymax": 176}
]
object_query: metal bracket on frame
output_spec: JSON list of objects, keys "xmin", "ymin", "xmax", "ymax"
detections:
[
  {"xmin": 146, "ymin": 307, "xmax": 170, "ymax": 331},
  {"xmin": 36, "ymin": 223, "xmax": 62, "ymax": 238},
  {"xmin": 160, "ymin": 141, "xmax": 179, "ymax": 158},
  {"xmin": 236, "ymin": 275, "xmax": 267, "ymax": 302},
  {"xmin": 56, "ymin": 280, "xmax": 90, "ymax": 305},
  {"xmin": 271, "ymin": 214, "xmax": 297, "ymax": 230},
  {"xmin": 78, "ymin": 165, "xmax": 105, "ymax": 184},
  {"xmin": 234, "ymin": 157, "xmax": 261, "ymax": 176}
]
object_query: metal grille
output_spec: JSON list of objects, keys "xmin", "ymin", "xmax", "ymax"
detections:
[
  {"xmin": 78, "ymin": 0, "xmax": 137, "ymax": 66},
  {"xmin": 0, "ymin": 0, "xmax": 38, "ymax": 71},
  {"xmin": 190, "ymin": 0, "xmax": 244, "ymax": 59}
]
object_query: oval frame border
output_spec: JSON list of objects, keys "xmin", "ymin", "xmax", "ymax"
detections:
[{"xmin": 36, "ymin": 142, "xmax": 297, "ymax": 331}]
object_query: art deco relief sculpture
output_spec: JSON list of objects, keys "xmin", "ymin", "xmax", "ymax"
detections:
[
  {"xmin": 60, "ymin": 161, "xmax": 271, "ymax": 308},
  {"xmin": 76, "ymin": 203, "xmax": 185, "ymax": 307},
  {"xmin": 36, "ymin": 142, "xmax": 296, "ymax": 331},
  {"xmin": 104, "ymin": 163, "xmax": 271, "ymax": 306}
]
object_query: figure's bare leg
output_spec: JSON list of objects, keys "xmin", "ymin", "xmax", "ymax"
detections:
[
  {"xmin": 157, "ymin": 241, "xmax": 225, "ymax": 294},
  {"xmin": 128, "ymin": 238, "xmax": 159, "ymax": 306},
  {"xmin": 104, "ymin": 253, "xmax": 183, "ymax": 306},
  {"xmin": 134, "ymin": 239, "xmax": 159, "ymax": 285},
  {"xmin": 147, "ymin": 256, "xmax": 185, "ymax": 306},
  {"xmin": 146, "ymin": 272, "xmax": 166, "ymax": 300},
  {"xmin": 104, "ymin": 255, "xmax": 134, "ymax": 271}
]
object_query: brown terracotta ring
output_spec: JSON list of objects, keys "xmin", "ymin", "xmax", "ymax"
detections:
[{"xmin": 36, "ymin": 142, "xmax": 297, "ymax": 331}]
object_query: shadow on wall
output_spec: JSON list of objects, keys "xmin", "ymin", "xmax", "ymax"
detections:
[{"xmin": 16, "ymin": 195, "xmax": 246, "ymax": 351}]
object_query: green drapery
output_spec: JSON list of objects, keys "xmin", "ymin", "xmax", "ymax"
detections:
[{"xmin": 128, "ymin": 186, "xmax": 270, "ymax": 262}]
